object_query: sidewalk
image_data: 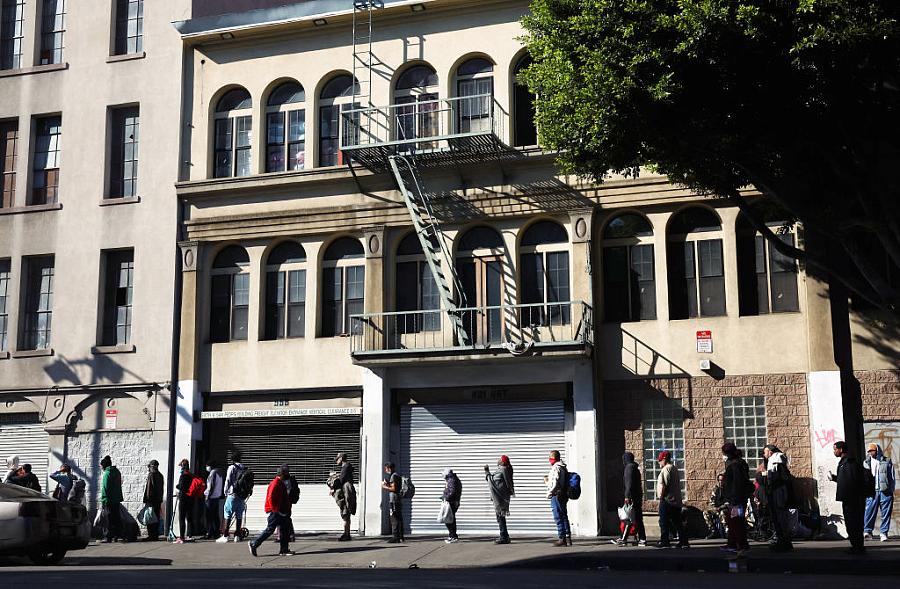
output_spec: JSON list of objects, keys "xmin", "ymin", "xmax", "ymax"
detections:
[{"xmin": 12, "ymin": 535, "xmax": 898, "ymax": 576}]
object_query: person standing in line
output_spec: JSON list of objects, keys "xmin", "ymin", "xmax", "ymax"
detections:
[
  {"xmin": 830, "ymin": 441, "xmax": 867, "ymax": 554},
  {"xmin": 381, "ymin": 462, "xmax": 404, "ymax": 544},
  {"xmin": 863, "ymin": 443, "xmax": 895, "ymax": 542},
  {"xmin": 100, "ymin": 455, "xmax": 124, "ymax": 543},
  {"xmin": 218, "ymin": 452, "xmax": 248, "ymax": 543},
  {"xmin": 441, "ymin": 468, "xmax": 462, "ymax": 544},
  {"xmin": 721, "ymin": 442, "xmax": 751, "ymax": 554},
  {"xmin": 613, "ymin": 452, "xmax": 646, "ymax": 546},
  {"xmin": 704, "ymin": 474, "xmax": 727, "ymax": 539},
  {"xmin": 49, "ymin": 464, "xmax": 77, "ymax": 502},
  {"xmin": 142, "ymin": 460, "xmax": 164, "ymax": 541},
  {"xmin": 174, "ymin": 459, "xmax": 194, "ymax": 544},
  {"xmin": 331, "ymin": 452, "xmax": 356, "ymax": 542},
  {"xmin": 204, "ymin": 460, "xmax": 225, "ymax": 540},
  {"xmin": 485, "ymin": 455, "xmax": 515, "ymax": 545},
  {"xmin": 248, "ymin": 465, "xmax": 292, "ymax": 557},
  {"xmin": 545, "ymin": 450, "xmax": 571, "ymax": 547},
  {"xmin": 762, "ymin": 444, "xmax": 793, "ymax": 551},
  {"xmin": 655, "ymin": 451, "xmax": 688, "ymax": 549}
]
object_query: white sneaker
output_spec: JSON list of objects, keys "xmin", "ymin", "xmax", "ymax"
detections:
[
  {"xmin": 233, "ymin": 535, "xmax": 241, "ymax": 542},
  {"xmin": 445, "ymin": 537, "xmax": 459, "ymax": 544},
  {"xmin": 216, "ymin": 536, "xmax": 229, "ymax": 544},
  {"xmin": 864, "ymin": 532, "xmax": 874, "ymax": 540},
  {"xmin": 880, "ymin": 533, "xmax": 889, "ymax": 542}
]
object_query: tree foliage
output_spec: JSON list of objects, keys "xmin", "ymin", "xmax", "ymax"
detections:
[{"xmin": 521, "ymin": 0, "xmax": 900, "ymax": 311}]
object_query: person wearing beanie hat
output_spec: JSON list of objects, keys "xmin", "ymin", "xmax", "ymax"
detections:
[
  {"xmin": 721, "ymin": 441, "xmax": 751, "ymax": 554},
  {"xmin": 612, "ymin": 452, "xmax": 646, "ymax": 547},
  {"xmin": 655, "ymin": 450, "xmax": 687, "ymax": 549},
  {"xmin": 143, "ymin": 459, "xmax": 164, "ymax": 541},
  {"xmin": 863, "ymin": 443, "xmax": 895, "ymax": 542},
  {"xmin": 441, "ymin": 468, "xmax": 462, "ymax": 543},
  {"xmin": 100, "ymin": 455, "xmax": 124, "ymax": 543}
]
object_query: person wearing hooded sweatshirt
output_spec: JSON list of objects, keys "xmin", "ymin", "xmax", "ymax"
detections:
[
  {"xmin": 613, "ymin": 452, "xmax": 646, "ymax": 546},
  {"xmin": 721, "ymin": 442, "xmax": 751, "ymax": 553},
  {"xmin": 441, "ymin": 468, "xmax": 462, "ymax": 543},
  {"xmin": 248, "ymin": 466, "xmax": 292, "ymax": 557},
  {"xmin": 100, "ymin": 455, "xmax": 124, "ymax": 543},
  {"xmin": 486, "ymin": 455, "xmax": 514, "ymax": 544},
  {"xmin": 545, "ymin": 449, "xmax": 571, "ymax": 547},
  {"xmin": 204, "ymin": 460, "xmax": 225, "ymax": 540},
  {"xmin": 763, "ymin": 444, "xmax": 793, "ymax": 551},
  {"xmin": 863, "ymin": 443, "xmax": 895, "ymax": 542}
]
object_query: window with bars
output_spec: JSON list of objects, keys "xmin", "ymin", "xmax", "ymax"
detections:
[
  {"xmin": 1, "ymin": 120, "xmax": 16, "ymax": 208},
  {"xmin": 31, "ymin": 115, "xmax": 60, "ymax": 205},
  {"xmin": 0, "ymin": 0, "xmax": 25, "ymax": 70},
  {"xmin": 39, "ymin": 0, "xmax": 65, "ymax": 65},
  {"xmin": 0, "ymin": 259, "xmax": 9, "ymax": 351},
  {"xmin": 723, "ymin": 396, "xmax": 768, "ymax": 464},
  {"xmin": 101, "ymin": 249, "xmax": 134, "ymax": 346},
  {"xmin": 108, "ymin": 106, "xmax": 139, "ymax": 199},
  {"xmin": 642, "ymin": 398, "xmax": 686, "ymax": 496},
  {"xmin": 114, "ymin": 0, "xmax": 142, "ymax": 55},
  {"xmin": 21, "ymin": 255, "xmax": 53, "ymax": 350}
]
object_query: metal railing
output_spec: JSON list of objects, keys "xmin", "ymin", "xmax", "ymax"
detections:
[
  {"xmin": 341, "ymin": 93, "xmax": 505, "ymax": 151},
  {"xmin": 350, "ymin": 301, "xmax": 592, "ymax": 356}
]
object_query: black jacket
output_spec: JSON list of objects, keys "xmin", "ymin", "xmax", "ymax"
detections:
[
  {"xmin": 10, "ymin": 472, "xmax": 41, "ymax": 493},
  {"xmin": 144, "ymin": 470, "xmax": 164, "ymax": 504},
  {"xmin": 176, "ymin": 471, "xmax": 193, "ymax": 497},
  {"xmin": 835, "ymin": 454, "xmax": 865, "ymax": 502},
  {"xmin": 723, "ymin": 457, "xmax": 751, "ymax": 505},
  {"xmin": 338, "ymin": 462, "xmax": 354, "ymax": 487},
  {"xmin": 622, "ymin": 452, "xmax": 642, "ymax": 501},
  {"xmin": 443, "ymin": 472, "xmax": 462, "ymax": 503}
]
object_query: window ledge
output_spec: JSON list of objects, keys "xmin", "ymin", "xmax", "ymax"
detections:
[
  {"xmin": 0, "ymin": 351, "xmax": 9, "ymax": 360},
  {"xmin": 0, "ymin": 203, "xmax": 62, "ymax": 216},
  {"xmin": 11, "ymin": 348, "xmax": 54, "ymax": 359},
  {"xmin": 106, "ymin": 51, "xmax": 146, "ymax": 64},
  {"xmin": 92, "ymin": 344, "xmax": 136, "ymax": 355},
  {"xmin": 100, "ymin": 196, "xmax": 141, "ymax": 207},
  {"xmin": 0, "ymin": 62, "xmax": 68, "ymax": 78}
]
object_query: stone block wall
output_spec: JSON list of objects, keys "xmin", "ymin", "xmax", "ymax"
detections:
[
  {"xmin": 603, "ymin": 373, "xmax": 813, "ymax": 513},
  {"xmin": 858, "ymin": 370, "xmax": 900, "ymax": 422}
]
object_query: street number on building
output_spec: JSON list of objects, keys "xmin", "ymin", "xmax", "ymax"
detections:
[{"xmin": 696, "ymin": 330, "xmax": 713, "ymax": 353}]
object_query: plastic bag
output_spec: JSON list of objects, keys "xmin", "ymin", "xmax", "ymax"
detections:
[
  {"xmin": 92, "ymin": 505, "xmax": 109, "ymax": 538},
  {"xmin": 436, "ymin": 500, "xmax": 455, "ymax": 524},
  {"xmin": 138, "ymin": 504, "xmax": 158, "ymax": 526},
  {"xmin": 617, "ymin": 503, "xmax": 634, "ymax": 523}
]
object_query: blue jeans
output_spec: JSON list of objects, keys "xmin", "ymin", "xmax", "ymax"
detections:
[
  {"xmin": 659, "ymin": 500, "xmax": 686, "ymax": 544},
  {"xmin": 251, "ymin": 512, "xmax": 289, "ymax": 553},
  {"xmin": 550, "ymin": 495, "xmax": 571, "ymax": 539},
  {"xmin": 864, "ymin": 491, "xmax": 894, "ymax": 535}
]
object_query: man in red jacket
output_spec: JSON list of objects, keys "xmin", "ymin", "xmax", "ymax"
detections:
[{"xmin": 248, "ymin": 465, "xmax": 292, "ymax": 556}]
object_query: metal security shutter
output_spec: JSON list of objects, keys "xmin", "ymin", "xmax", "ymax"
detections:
[
  {"xmin": 400, "ymin": 401, "xmax": 566, "ymax": 536},
  {"xmin": 219, "ymin": 415, "xmax": 361, "ymax": 533},
  {"xmin": 0, "ymin": 413, "xmax": 49, "ymax": 493}
]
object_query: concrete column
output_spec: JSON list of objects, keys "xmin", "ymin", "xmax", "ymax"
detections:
[
  {"xmin": 361, "ymin": 367, "xmax": 390, "ymax": 536},
  {"xmin": 363, "ymin": 228, "xmax": 385, "ymax": 351},
  {"xmin": 570, "ymin": 361, "xmax": 600, "ymax": 536},
  {"xmin": 720, "ymin": 207, "xmax": 740, "ymax": 317},
  {"xmin": 22, "ymin": 0, "xmax": 38, "ymax": 69},
  {"xmin": 174, "ymin": 242, "xmax": 202, "ymax": 468},
  {"xmin": 569, "ymin": 209, "xmax": 594, "ymax": 323}
]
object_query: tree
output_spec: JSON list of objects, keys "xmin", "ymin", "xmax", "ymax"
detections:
[{"xmin": 520, "ymin": 0, "xmax": 900, "ymax": 312}]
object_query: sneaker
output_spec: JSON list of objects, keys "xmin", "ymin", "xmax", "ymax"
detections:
[
  {"xmin": 386, "ymin": 538, "xmax": 401, "ymax": 544},
  {"xmin": 248, "ymin": 541, "xmax": 257, "ymax": 557},
  {"xmin": 278, "ymin": 550, "xmax": 295, "ymax": 556},
  {"xmin": 232, "ymin": 535, "xmax": 241, "ymax": 542},
  {"xmin": 338, "ymin": 534, "xmax": 352, "ymax": 542},
  {"xmin": 445, "ymin": 537, "xmax": 459, "ymax": 544},
  {"xmin": 610, "ymin": 539, "xmax": 625, "ymax": 546},
  {"xmin": 638, "ymin": 540, "xmax": 647, "ymax": 547},
  {"xmin": 553, "ymin": 539, "xmax": 567, "ymax": 547},
  {"xmin": 654, "ymin": 541, "xmax": 672, "ymax": 549},
  {"xmin": 216, "ymin": 536, "xmax": 229, "ymax": 544},
  {"xmin": 864, "ymin": 532, "xmax": 874, "ymax": 540},
  {"xmin": 880, "ymin": 533, "xmax": 889, "ymax": 542},
  {"xmin": 173, "ymin": 538, "xmax": 184, "ymax": 545},
  {"xmin": 494, "ymin": 537, "xmax": 511, "ymax": 545},
  {"xmin": 676, "ymin": 541, "xmax": 690, "ymax": 549}
]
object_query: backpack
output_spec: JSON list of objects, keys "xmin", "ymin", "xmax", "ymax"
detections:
[
  {"xmin": 567, "ymin": 471, "xmax": 582, "ymax": 500},
  {"xmin": 288, "ymin": 476, "xmax": 300, "ymax": 505},
  {"xmin": 187, "ymin": 475, "xmax": 206, "ymax": 498},
  {"xmin": 234, "ymin": 467, "xmax": 254, "ymax": 500},
  {"xmin": 399, "ymin": 475, "xmax": 415, "ymax": 500}
]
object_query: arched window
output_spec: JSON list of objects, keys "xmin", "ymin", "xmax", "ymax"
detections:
[
  {"xmin": 213, "ymin": 88, "xmax": 253, "ymax": 178},
  {"xmin": 210, "ymin": 245, "xmax": 250, "ymax": 342},
  {"xmin": 264, "ymin": 241, "xmax": 307, "ymax": 339},
  {"xmin": 394, "ymin": 64, "xmax": 439, "ymax": 143},
  {"xmin": 266, "ymin": 82, "xmax": 306, "ymax": 172},
  {"xmin": 512, "ymin": 55, "xmax": 537, "ymax": 147},
  {"xmin": 602, "ymin": 213, "xmax": 656, "ymax": 322},
  {"xmin": 667, "ymin": 207, "xmax": 725, "ymax": 319},
  {"xmin": 456, "ymin": 225, "xmax": 505, "ymax": 343},
  {"xmin": 736, "ymin": 213, "xmax": 799, "ymax": 315},
  {"xmin": 520, "ymin": 220, "xmax": 570, "ymax": 325},
  {"xmin": 456, "ymin": 57, "xmax": 494, "ymax": 134},
  {"xmin": 322, "ymin": 237, "xmax": 365, "ymax": 336},
  {"xmin": 318, "ymin": 74, "xmax": 360, "ymax": 167},
  {"xmin": 395, "ymin": 232, "xmax": 440, "ymax": 334}
]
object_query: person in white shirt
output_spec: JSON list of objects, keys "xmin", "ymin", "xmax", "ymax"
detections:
[{"xmin": 218, "ymin": 452, "xmax": 248, "ymax": 543}]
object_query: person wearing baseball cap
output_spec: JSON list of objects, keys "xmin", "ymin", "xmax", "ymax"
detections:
[
  {"xmin": 863, "ymin": 443, "xmax": 895, "ymax": 542},
  {"xmin": 655, "ymin": 450, "xmax": 688, "ymax": 549}
]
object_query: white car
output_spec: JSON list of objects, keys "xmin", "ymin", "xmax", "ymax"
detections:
[{"xmin": 0, "ymin": 482, "xmax": 91, "ymax": 564}]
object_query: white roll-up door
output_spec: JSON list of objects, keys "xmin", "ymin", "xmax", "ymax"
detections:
[
  {"xmin": 400, "ymin": 400, "xmax": 566, "ymax": 536},
  {"xmin": 0, "ymin": 413, "xmax": 49, "ymax": 492}
]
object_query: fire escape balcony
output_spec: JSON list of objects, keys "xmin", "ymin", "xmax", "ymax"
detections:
[
  {"xmin": 340, "ymin": 93, "xmax": 508, "ymax": 173},
  {"xmin": 349, "ymin": 301, "xmax": 593, "ymax": 365}
]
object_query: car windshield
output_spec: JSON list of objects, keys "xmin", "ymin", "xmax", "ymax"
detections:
[{"xmin": 0, "ymin": 483, "xmax": 48, "ymax": 500}]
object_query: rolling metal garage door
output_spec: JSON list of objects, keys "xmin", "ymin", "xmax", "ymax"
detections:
[
  {"xmin": 219, "ymin": 415, "xmax": 361, "ymax": 533},
  {"xmin": 0, "ymin": 413, "xmax": 49, "ymax": 492},
  {"xmin": 400, "ymin": 401, "xmax": 566, "ymax": 536}
]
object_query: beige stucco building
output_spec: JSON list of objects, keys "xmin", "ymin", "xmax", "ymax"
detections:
[{"xmin": 0, "ymin": 1, "xmax": 189, "ymax": 517}]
